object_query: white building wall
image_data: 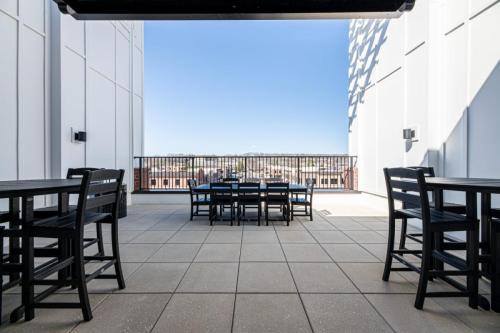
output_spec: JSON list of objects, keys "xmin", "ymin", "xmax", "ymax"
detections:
[
  {"xmin": 0, "ymin": 0, "xmax": 144, "ymax": 208},
  {"xmin": 349, "ymin": 0, "xmax": 500, "ymax": 204}
]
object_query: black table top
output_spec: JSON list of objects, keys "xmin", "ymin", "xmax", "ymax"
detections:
[
  {"xmin": 194, "ymin": 183, "xmax": 307, "ymax": 192},
  {"xmin": 426, "ymin": 177, "xmax": 500, "ymax": 193},
  {"xmin": 0, "ymin": 179, "xmax": 81, "ymax": 198}
]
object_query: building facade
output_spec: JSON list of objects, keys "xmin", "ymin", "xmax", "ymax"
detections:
[
  {"xmin": 0, "ymin": 0, "xmax": 144, "ymax": 208},
  {"xmin": 348, "ymin": 0, "xmax": 500, "ymax": 205}
]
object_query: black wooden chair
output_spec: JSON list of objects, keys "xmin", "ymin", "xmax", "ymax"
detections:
[
  {"xmin": 265, "ymin": 182, "xmax": 290, "ymax": 226},
  {"xmin": 22, "ymin": 169, "xmax": 125, "ymax": 321},
  {"xmin": 237, "ymin": 183, "xmax": 261, "ymax": 226},
  {"xmin": 398, "ymin": 166, "xmax": 467, "ymax": 250},
  {"xmin": 209, "ymin": 183, "xmax": 235, "ymax": 225},
  {"xmin": 383, "ymin": 167, "xmax": 480, "ymax": 309},
  {"xmin": 291, "ymin": 178, "xmax": 314, "ymax": 221},
  {"xmin": 187, "ymin": 179, "xmax": 210, "ymax": 220},
  {"xmin": 33, "ymin": 168, "xmax": 105, "ymax": 259}
]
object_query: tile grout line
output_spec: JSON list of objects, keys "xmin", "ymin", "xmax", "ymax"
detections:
[
  {"xmin": 273, "ymin": 218, "xmax": 316, "ymax": 333},
  {"xmin": 230, "ymin": 221, "xmax": 244, "ymax": 333},
  {"xmin": 148, "ymin": 217, "xmax": 212, "ymax": 333},
  {"xmin": 301, "ymin": 212, "xmax": 397, "ymax": 333}
]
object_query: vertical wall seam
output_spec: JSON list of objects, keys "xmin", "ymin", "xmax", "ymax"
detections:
[
  {"xmin": 16, "ymin": 0, "xmax": 20, "ymax": 180},
  {"xmin": 115, "ymin": 23, "xmax": 118, "ymax": 169},
  {"xmin": 83, "ymin": 21, "xmax": 87, "ymax": 167}
]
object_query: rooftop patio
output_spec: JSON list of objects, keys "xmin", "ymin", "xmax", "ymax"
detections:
[{"xmin": 2, "ymin": 194, "xmax": 499, "ymax": 333}]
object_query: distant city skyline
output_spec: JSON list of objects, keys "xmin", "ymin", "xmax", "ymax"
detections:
[{"xmin": 144, "ymin": 20, "xmax": 349, "ymax": 155}]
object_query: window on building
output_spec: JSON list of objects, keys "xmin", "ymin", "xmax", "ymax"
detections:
[
  {"xmin": 320, "ymin": 179, "xmax": 325, "ymax": 185},
  {"xmin": 175, "ymin": 179, "xmax": 180, "ymax": 186},
  {"xmin": 312, "ymin": 178, "xmax": 317, "ymax": 185},
  {"xmin": 151, "ymin": 179, "xmax": 156, "ymax": 186},
  {"xmin": 331, "ymin": 178, "xmax": 338, "ymax": 185},
  {"xmin": 163, "ymin": 179, "xmax": 169, "ymax": 186}
]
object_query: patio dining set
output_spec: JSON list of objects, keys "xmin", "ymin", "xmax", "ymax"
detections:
[
  {"xmin": 0, "ymin": 168, "xmax": 126, "ymax": 324},
  {"xmin": 382, "ymin": 166, "xmax": 500, "ymax": 313},
  {"xmin": 187, "ymin": 177, "xmax": 315, "ymax": 226}
]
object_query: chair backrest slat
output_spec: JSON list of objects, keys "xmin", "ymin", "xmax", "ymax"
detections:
[
  {"xmin": 75, "ymin": 169, "xmax": 124, "ymax": 231},
  {"xmin": 237, "ymin": 182, "xmax": 260, "ymax": 197},
  {"xmin": 87, "ymin": 182, "xmax": 120, "ymax": 196},
  {"xmin": 383, "ymin": 167, "xmax": 431, "ymax": 225},
  {"xmin": 389, "ymin": 179, "xmax": 419, "ymax": 192},
  {"xmin": 67, "ymin": 167, "xmax": 100, "ymax": 179},
  {"xmin": 85, "ymin": 193, "xmax": 117, "ymax": 210},
  {"xmin": 391, "ymin": 191, "xmax": 421, "ymax": 206}
]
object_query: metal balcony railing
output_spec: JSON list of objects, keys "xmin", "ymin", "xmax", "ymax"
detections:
[{"xmin": 133, "ymin": 155, "xmax": 358, "ymax": 192}]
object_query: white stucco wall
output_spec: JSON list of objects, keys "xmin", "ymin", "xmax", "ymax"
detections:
[
  {"xmin": 348, "ymin": 0, "xmax": 500, "ymax": 205},
  {"xmin": 0, "ymin": 0, "xmax": 144, "ymax": 208}
]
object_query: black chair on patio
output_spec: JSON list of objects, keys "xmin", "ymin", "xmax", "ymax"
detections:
[
  {"xmin": 237, "ymin": 182, "xmax": 262, "ymax": 226},
  {"xmin": 291, "ymin": 178, "xmax": 314, "ymax": 221},
  {"xmin": 0, "ymin": 209, "xmax": 23, "ymax": 325},
  {"xmin": 383, "ymin": 167, "xmax": 482, "ymax": 309},
  {"xmin": 398, "ymin": 166, "xmax": 467, "ymax": 250},
  {"xmin": 265, "ymin": 182, "xmax": 290, "ymax": 226},
  {"xmin": 187, "ymin": 179, "xmax": 210, "ymax": 220},
  {"xmin": 22, "ymin": 169, "xmax": 126, "ymax": 321},
  {"xmin": 209, "ymin": 183, "xmax": 235, "ymax": 225},
  {"xmin": 32, "ymin": 168, "xmax": 106, "ymax": 258}
]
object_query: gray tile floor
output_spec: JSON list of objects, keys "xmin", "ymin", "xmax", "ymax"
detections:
[{"xmin": 2, "ymin": 204, "xmax": 500, "ymax": 332}]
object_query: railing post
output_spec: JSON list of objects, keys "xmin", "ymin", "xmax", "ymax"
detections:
[
  {"xmin": 297, "ymin": 156, "xmax": 300, "ymax": 184},
  {"xmin": 191, "ymin": 157, "xmax": 195, "ymax": 182},
  {"xmin": 350, "ymin": 157, "xmax": 354, "ymax": 191},
  {"xmin": 138, "ymin": 157, "xmax": 143, "ymax": 192},
  {"xmin": 244, "ymin": 157, "xmax": 247, "ymax": 180}
]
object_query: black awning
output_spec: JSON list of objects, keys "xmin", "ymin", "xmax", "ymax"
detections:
[{"xmin": 54, "ymin": 0, "xmax": 416, "ymax": 20}]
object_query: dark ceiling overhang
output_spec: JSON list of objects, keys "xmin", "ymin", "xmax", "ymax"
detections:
[{"xmin": 53, "ymin": 0, "xmax": 416, "ymax": 20}]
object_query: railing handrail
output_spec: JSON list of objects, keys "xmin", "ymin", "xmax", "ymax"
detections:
[{"xmin": 133, "ymin": 155, "xmax": 358, "ymax": 192}]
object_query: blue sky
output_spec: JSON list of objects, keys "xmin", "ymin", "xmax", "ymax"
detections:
[{"xmin": 144, "ymin": 20, "xmax": 349, "ymax": 155}]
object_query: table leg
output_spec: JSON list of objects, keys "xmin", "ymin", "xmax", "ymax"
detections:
[
  {"xmin": 466, "ymin": 191, "xmax": 480, "ymax": 309},
  {"xmin": 480, "ymin": 193, "xmax": 491, "ymax": 274},
  {"xmin": 433, "ymin": 189, "xmax": 444, "ymax": 271},
  {"xmin": 21, "ymin": 196, "xmax": 35, "ymax": 321},
  {"xmin": 57, "ymin": 192, "xmax": 71, "ymax": 282},
  {"xmin": 8, "ymin": 197, "xmax": 20, "ymax": 282}
]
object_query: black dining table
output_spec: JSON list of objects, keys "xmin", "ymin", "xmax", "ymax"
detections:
[
  {"xmin": 0, "ymin": 178, "xmax": 81, "ymax": 322},
  {"xmin": 193, "ymin": 183, "xmax": 307, "ymax": 194},
  {"xmin": 425, "ymin": 177, "xmax": 500, "ymax": 312}
]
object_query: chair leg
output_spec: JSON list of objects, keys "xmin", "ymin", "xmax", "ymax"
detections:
[
  {"xmin": 265, "ymin": 203, "xmax": 269, "ymax": 226},
  {"xmin": 291, "ymin": 204, "xmax": 294, "ymax": 221},
  {"xmin": 190, "ymin": 204, "xmax": 194, "ymax": 221},
  {"xmin": 237, "ymin": 204, "xmax": 241, "ymax": 226},
  {"xmin": 257, "ymin": 204, "xmax": 261, "ymax": 226},
  {"xmin": 415, "ymin": 230, "xmax": 433, "ymax": 310},
  {"xmin": 73, "ymin": 237, "xmax": 92, "ymax": 321},
  {"xmin": 382, "ymin": 216, "xmax": 396, "ymax": 281},
  {"xmin": 111, "ymin": 221, "xmax": 126, "ymax": 289},
  {"xmin": 399, "ymin": 217, "xmax": 407, "ymax": 250},
  {"xmin": 309, "ymin": 204, "xmax": 313, "ymax": 221},
  {"xmin": 467, "ymin": 226, "xmax": 479, "ymax": 309},
  {"xmin": 230, "ymin": 205, "xmax": 234, "ymax": 226},
  {"xmin": 286, "ymin": 203, "xmax": 290, "ymax": 226},
  {"xmin": 96, "ymin": 223, "xmax": 104, "ymax": 256}
]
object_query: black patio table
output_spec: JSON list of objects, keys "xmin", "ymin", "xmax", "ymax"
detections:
[
  {"xmin": 425, "ymin": 177, "xmax": 500, "ymax": 312},
  {"xmin": 193, "ymin": 183, "xmax": 307, "ymax": 194},
  {"xmin": 0, "ymin": 178, "xmax": 81, "ymax": 322}
]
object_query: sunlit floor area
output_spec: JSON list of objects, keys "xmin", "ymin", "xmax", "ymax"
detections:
[{"xmin": 2, "ymin": 199, "xmax": 500, "ymax": 332}]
